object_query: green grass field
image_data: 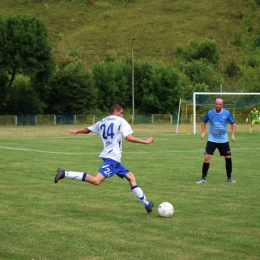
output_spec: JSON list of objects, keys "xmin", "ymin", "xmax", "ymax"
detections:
[{"xmin": 0, "ymin": 125, "xmax": 259, "ymax": 260}]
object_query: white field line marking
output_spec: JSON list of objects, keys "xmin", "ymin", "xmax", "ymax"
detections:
[
  {"xmin": 0, "ymin": 146, "xmax": 96, "ymax": 155},
  {"xmin": 0, "ymin": 146, "xmax": 259, "ymax": 155},
  {"xmin": 0, "ymin": 134, "xmax": 252, "ymax": 140}
]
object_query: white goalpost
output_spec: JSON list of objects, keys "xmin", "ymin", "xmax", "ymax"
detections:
[
  {"xmin": 192, "ymin": 92, "xmax": 260, "ymax": 134},
  {"xmin": 176, "ymin": 99, "xmax": 182, "ymax": 133}
]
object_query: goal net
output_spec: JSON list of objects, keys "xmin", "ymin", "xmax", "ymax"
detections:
[{"xmin": 176, "ymin": 92, "xmax": 260, "ymax": 134}]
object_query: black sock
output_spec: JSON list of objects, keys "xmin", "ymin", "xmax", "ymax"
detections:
[
  {"xmin": 202, "ymin": 162, "xmax": 209, "ymax": 179},
  {"xmin": 226, "ymin": 158, "xmax": 232, "ymax": 179}
]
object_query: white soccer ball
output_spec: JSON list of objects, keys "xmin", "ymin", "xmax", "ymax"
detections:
[{"xmin": 158, "ymin": 202, "xmax": 174, "ymax": 218}]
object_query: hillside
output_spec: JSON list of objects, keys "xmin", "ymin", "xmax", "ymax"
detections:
[{"xmin": 0, "ymin": 0, "xmax": 256, "ymax": 72}]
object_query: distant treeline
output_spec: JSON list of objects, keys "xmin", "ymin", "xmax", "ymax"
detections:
[{"xmin": 1, "ymin": 14, "xmax": 259, "ymax": 115}]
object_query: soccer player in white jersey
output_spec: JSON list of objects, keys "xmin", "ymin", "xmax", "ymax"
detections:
[
  {"xmin": 54, "ymin": 102, "xmax": 154, "ymax": 213},
  {"xmin": 196, "ymin": 98, "xmax": 237, "ymax": 184}
]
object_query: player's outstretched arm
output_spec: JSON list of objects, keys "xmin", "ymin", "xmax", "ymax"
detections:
[
  {"xmin": 125, "ymin": 135, "xmax": 153, "ymax": 144},
  {"xmin": 68, "ymin": 127, "xmax": 91, "ymax": 135}
]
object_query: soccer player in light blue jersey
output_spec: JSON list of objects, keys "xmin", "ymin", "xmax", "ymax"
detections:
[
  {"xmin": 54, "ymin": 102, "xmax": 154, "ymax": 213},
  {"xmin": 196, "ymin": 98, "xmax": 237, "ymax": 184}
]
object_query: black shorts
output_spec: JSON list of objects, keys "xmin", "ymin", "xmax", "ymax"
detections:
[{"xmin": 204, "ymin": 141, "xmax": 231, "ymax": 156}]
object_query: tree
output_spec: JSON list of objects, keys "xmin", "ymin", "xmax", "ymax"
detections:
[
  {"xmin": 0, "ymin": 14, "xmax": 55, "ymax": 114},
  {"xmin": 139, "ymin": 64, "xmax": 190, "ymax": 114},
  {"xmin": 178, "ymin": 60, "xmax": 223, "ymax": 92},
  {"xmin": 5, "ymin": 75, "xmax": 45, "ymax": 115},
  {"xmin": 177, "ymin": 38, "xmax": 219, "ymax": 65},
  {"xmin": 47, "ymin": 61, "xmax": 97, "ymax": 114},
  {"xmin": 92, "ymin": 61, "xmax": 131, "ymax": 112},
  {"xmin": 131, "ymin": 61, "xmax": 154, "ymax": 113}
]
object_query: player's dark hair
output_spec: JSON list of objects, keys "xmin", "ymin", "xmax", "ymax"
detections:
[{"xmin": 109, "ymin": 102, "xmax": 124, "ymax": 114}]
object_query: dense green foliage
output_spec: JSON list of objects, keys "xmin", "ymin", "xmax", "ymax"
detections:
[
  {"xmin": 0, "ymin": 14, "xmax": 55, "ymax": 114},
  {"xmin": 140, "ymin": 64, "xmax": 188, "ymax": 114},
  {"xmin": 0, "ymin": 17, "xmax": 223, "ymax": 115},
  {"xmin": 0, "ymin": 0, "xmax": 260, "ymax": 115},
  {"xmin": 48, "ymin": 61, "xmax": 97, "ymax": 114},
  {"xmin": 92, "ymin": 60, "xmax": 132, "ymax": 113},
  {"xmin": 177, "ymin": 38, "xmax": 220, "ymax": 65},
  {"xmin": 7, "ymin": 75, "xmax": 45, "ymax": 114}
]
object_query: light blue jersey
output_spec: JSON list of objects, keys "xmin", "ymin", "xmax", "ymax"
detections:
[
  {"xmin": 203, "ymin": 108, "xmax": 235, "ymax": 143},
  {"xmin": 88, "ymin": 115, "xmax": 133, "ymax": 163}
]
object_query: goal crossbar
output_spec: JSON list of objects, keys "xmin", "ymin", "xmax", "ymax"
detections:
[{"xmin": 193, "ymin": 92, "xmax": 260, "ymax": 134}]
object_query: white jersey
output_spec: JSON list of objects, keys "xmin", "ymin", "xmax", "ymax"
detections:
[{"xmin": 88, "ymin": 115, "xmax": 133, "ymax": 162}]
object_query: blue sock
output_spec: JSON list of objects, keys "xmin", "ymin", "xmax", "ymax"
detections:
[{"xmin": 82, "ymin": 172, "xmax": 87, "ymax": 181}]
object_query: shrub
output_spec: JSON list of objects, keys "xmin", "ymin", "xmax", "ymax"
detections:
[{"xmin": 224, "ymin": 58, "xmax": 240, "ymax": 78}]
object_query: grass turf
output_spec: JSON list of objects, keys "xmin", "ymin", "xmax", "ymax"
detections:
[{"xmin": 0, "ymin": 125, "xmax": 259, "ymax": 260}]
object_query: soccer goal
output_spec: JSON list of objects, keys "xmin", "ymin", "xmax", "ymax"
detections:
[{"xmin": 176, "ymin": 92, "xmax": 260, "ymax": 134}]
